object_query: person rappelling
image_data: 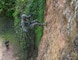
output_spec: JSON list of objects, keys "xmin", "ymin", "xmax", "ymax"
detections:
[{"xmin": 21, "ymin": 14, "xmax": 46, "ymax": 32}]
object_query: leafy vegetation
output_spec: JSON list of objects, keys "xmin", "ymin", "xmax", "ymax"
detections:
[
  {"xmin": 0, "ymin": 0, "xmax": 46, "ymax": 60},
  {"xmin": 14, "ymin": 0, "xmax": 46, "ymax": 48},
  {"xmin": 0, "ymin": 0, "xmax": 15, "ymax": 17}
]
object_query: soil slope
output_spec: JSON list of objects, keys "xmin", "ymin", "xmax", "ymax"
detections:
[{"xmin": 0, "ymin": 37, "xmax": 18, "ymax": 60}]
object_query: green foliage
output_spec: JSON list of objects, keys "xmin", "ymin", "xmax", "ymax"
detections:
[
  {"xmin": 0, "ymin": 0, "xmax": 46, "ymax": 60},
  {"xmin": 29, "ymin": 0, "xmax": 46, "ymax": 47},
  {"xmin": 13, "ymin": 0, "xmax": 46, "ymax": 59},
  {"xmin": 0, "ymin": 0, "xmax": 4, "ymax": 12},
  {"xmin": 0, "ymin": 0, "xmax": 15, "ymax": 17},
  {"xmin": 14, "ymin": 0, "xmax": 46, "ymax": 47}
]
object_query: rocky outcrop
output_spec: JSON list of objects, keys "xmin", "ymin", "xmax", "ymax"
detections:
[{"xmin": 37, "ymin": 0, "xmax": 78, "ymax": 60}]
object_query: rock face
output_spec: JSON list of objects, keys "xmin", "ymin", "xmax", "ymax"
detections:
[{"xmin": 37, "ymin": 0, "xmax": 78, "ymax": 60}]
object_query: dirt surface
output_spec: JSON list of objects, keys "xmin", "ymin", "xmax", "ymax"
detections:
[{"xmin": 0, "ymin": 37, "xmax": 18, "ymax": 60}]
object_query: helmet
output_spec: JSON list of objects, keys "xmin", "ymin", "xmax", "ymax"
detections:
[
  {"xmin": 21, "ymin": 14, "xmax": 27, "ymax": 18},
  {"xmin": 21, "ymin": 14, "xmax": 30, "ymax": 18}
]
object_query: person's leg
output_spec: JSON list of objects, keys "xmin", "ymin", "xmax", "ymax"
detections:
[
  {"xmin": 33, "ymin": 22, "xmax": 46, "ymax": 26},
  {"xmin": 29, "ymin": 22, "xmax": 39, "ymax": 29},
  {"xmin": 29, "ymin": 22, "xmax": 43, "ymax": 29},
  {"xmin": 30, "ymin": 20, "xmax": 39, "ymax": 23}
]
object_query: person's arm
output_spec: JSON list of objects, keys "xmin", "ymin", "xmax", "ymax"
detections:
[{"xmin": 26, "ymin": 15, "xmax": 31, "ymax": 18}]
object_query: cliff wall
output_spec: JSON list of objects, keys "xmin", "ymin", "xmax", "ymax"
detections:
[{"xmin": 37, "ymin": 0, "xmax": 78, "ymax": 60}]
